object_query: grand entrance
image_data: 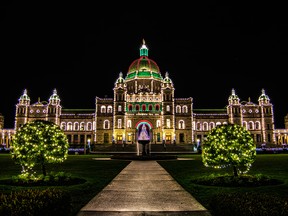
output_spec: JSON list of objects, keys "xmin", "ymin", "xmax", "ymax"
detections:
[{"xmin": 136, "ymin": 121, "xmax": 152, "ymax": 156}]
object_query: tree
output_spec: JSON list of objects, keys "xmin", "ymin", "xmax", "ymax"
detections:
[
  {"xmin": 11, "ymin": 120, "xmax": 69, "ymax": 177},
  {"xmin": 202, "ymin": 123, "xmax": 256, "ymax": 176}
]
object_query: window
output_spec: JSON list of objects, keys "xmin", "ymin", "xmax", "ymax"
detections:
[
  {"xmin": 148, "ymin": 104, "xmax": 153, "ymax": 111},
  {"xmin": 67, "ymin": 122, "xmax": 73, "ymax": 131},
  {"xmin": 87, "ymin": 122, "xmax": 92, "ymax": 130},
  {"xmin": 118, "ymin": 119, "xmax": 122, "ymax": 129},
  {"xmin": 142, "ymin": 104, "xmax": 146, "ymax": 111},
  {"xmin": 156, "ymin": 120, "xmax": 161, "ymax": 128},
  {"xmin": 178, "ymin": 120, "xmax": 185, "ymax": 129},
  {"xmin": 182, "ymin": 105, "xmax": 188, "ymax": 113},
  {"xmin": 127, "ymin": 120, "xmax": 132, "ymax": 128},
  {"xmin": 107, "ymin": 106, "xmax": 113, "ymax": 113},
  {"xmin": 128, "ymin": 104, "xmax": 133, "ymax": 111},
  {"xmin": 118, "ymin": 105, "xmax": 122, "ymax": 112},
  {"xmin": 166, "ymin": 105, "xmax": 170, "ymax": 112},
  {"xmin": 166, "ymin": 119, "xmax": 171, "ymax": 128},
  {"xmin": 176, "ymin": 105, "xmax": 181, "ymax": 113},
  {"xmin": 74, "ymin": 122, "xmax": 79, "ymax": 131},
  {"xmin": 101, "ymin": 106, "xmax": 106, "ymax": 113},
  {"xmin": 80, "ymin": 122, "xmax": 85, "ymax": 130},
  {"xmin": 155, "ymin": 104, "xmax": 160, "ymax": 111},
  {"xmin": 103, "ymin": 120, "xmax": 110, "ymax": 129}
]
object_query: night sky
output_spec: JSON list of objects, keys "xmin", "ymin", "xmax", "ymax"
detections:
[{"xmin": 1, "ymin": 2, "xmax": 287, "ymax": 129}]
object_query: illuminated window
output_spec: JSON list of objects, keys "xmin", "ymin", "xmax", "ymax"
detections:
[
  {"xmin": 67, "ymin": 122, "xmax": 73, "ymax": 131},
  {"xmin": 182, "ymin": 105, "xmax": 188, "ymax": 113},
  {"xmin": 87, "ymin": 122, "xmax": 92, "ymax": 130},
  {"xmin": 118, "ymin": 119, "xmax": 122, "ymax": 128},
  {"xmin": 60, "ymin": 122, "xmax": 66, "ymax": 130},
  {"xmin": 103, "ymin": 120, "xmax": 109, "ymax": 129},
  {"xmin": 203, "ymin": 122, "xmax": 208, "ymax": 131},
  {"xmin": 127, "ymin": 120, "xmax": 132, "ymax": 128},
  {"xmin": 178, "ymin": 120, "xmax": 185, "ymax": 129},
  {"xmin": 118, "ymin": 105, "xmax": 122, "ymax": 112},
  {"xmin": 166, "ymin": 105, "xmax": 170, "ymax": 112},
  {"xmin": 166, "ymin": 119, "xmax": 171, "ymax": 128},
  {"xmin": 74, "ymin": 122, "xmax": 79, "ymax": 131},
  {"xmin": 176, "ymin": 105, "xmax": 181, "ymax": 113},
  {"xmin": 101, "ymin": 106, "xmax": 106, "ymax": 113},
  {"xmin": 156, "ymin": 120, "xmax": 161, "ymax": 128},
  {"xmin": 80, "ymin": 122, "xmax": 85, "ymax": 130},
  {"xmin": 107, "ymin": 106, "xmax": 113, "ymax": 113}
]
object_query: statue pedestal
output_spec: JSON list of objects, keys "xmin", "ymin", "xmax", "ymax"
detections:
[{"xmin": 138, "ymin": 140, "xmax": 150, "ymax": 156}]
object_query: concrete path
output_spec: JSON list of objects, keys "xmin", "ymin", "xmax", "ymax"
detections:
[{"xmin": 77, "ymin": 160, "xmax": 211, "ymax": 216}]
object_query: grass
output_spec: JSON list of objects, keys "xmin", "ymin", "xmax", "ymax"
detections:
[
  {"xmin": 1, "ymin": 153, "xmax": 288, "ymax": 215},
  {"xmin": 158, "ymin": 154, "xmax": 288, "ymax": 213},
  {"xmin": 0, "ymin": 154, "xmax": 130, "ymax": 216}
]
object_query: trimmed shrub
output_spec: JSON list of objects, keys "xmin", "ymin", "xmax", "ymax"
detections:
[{"xmin": 0, "ymin": 188, "xmax": 71, "ymax": 216}]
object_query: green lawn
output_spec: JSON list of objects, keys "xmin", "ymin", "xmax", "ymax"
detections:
[
  {"xmin": 0, "ymin": 154, "xmax": 130, "ymax": 216},
  {"xmin": 1, "ymin": 153, "xmax": 288, "ymax": 215},
  {"xmin": 158, "ymin": 154, "xmax": 288, "ymax": 212}
]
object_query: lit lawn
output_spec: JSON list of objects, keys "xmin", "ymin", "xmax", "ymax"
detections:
[
  {"xmin": 0, "ymin": 154, "xmax": 130, "ymax": 216},
  {"xmin": 1, "ymin": 153, "xmax": 288, "ymax": 215},
  {"xmin": 158, "ymin": 154, "xmax": 288, "ymax": 211}
]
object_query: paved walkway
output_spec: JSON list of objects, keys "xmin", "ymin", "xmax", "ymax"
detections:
[{"xmin": 77, "ymin": 160, "xmax": 211, "ymax": 216}]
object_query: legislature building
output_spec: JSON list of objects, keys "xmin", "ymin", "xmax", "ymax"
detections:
[{"xmin": 1, "ymin": 40, "xmax": 288, "ymax": 148}]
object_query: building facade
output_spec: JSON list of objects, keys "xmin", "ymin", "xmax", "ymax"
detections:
[{"xmin": 1, "ymin": 40, "xmax": 288, "ymax": 148}]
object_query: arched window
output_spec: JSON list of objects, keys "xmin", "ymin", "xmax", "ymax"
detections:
[
  {"xmin": 166, "ymin": 105, "xmax": 170, "ymax": 112},
  {"xmin": 182, "ymin": 105, "xmax": 188, "ymax": 113},
  {"xmin": 178, "ymin": 120, "xmax": 185, "ymax": 129},
  {"xmin": 128, "ymin": 104, "xmax": 133, "ymax": 111},
  {"xmin": 107, "ymin": 106, "xmax": 113, "ymax": 113},
  {"xmin": 60, "ymin": 122, "xmax": 66, "ymax": 130},
  {"xmin": 127, "ymin": 120, "xmax": 132, "ymax": 128},
  {"xmin": 155, "ymin": 104, "xmax": 160, "ymax": 111},
  {"xmin": 101, "ymin": 106, "xmax": 106, "ymax": 113},
  {"xmin": 166, "ymin": 119, "xmax": 171, "ymax": 128},
  {"xmin": 103, "ymin": 120, "xmax": 110, "ymax": 129},
  {"xmin": 80, "ymin": 122, "xmax": 85, "ymax": 130},
  {"xmin": 176, "ymin": 105, "xmax": 181, "ymax": 113},
  {"xmin": 243, "ymin": 121, "xmax": 248, "ymax": 130},
  {"xmin": 136, "ymin": 104, "xmax": 140, "ymax": 111},
  {"xmin": 249, "ymin": 121, "xmax": 254, "ymax": 130},
  {"xmin": 142, "ymin": 104, "xmax": 146, "ymax": 111},
  {"xmin": 209, "ymin": 122, "xmax": 215, "ymax": 130},
  {"xmin": 203, "ymin": 122, "xmax": 208, "ymax": 131},
  {"xmin": 74, "ymin": 122, "xmax": 79, "ymax": 131},
  {"xmin": 148, "ymin": 104, "xmax": 153, "ymax": 111},
  {"xmin": 196, "ymin": 122, "xmax": 201, "ymax": 130},
  {"xmin": 67, "ymin": 122, "xmax": 73, "ymax": 131},
  {"xmin": 87, "ymin": 122, "xmax": 92, "ymax": 130},
  {"xmin": 118, "ymin": 105, "xmax": 122, "ymax": 112},
  {"xmin": 255, "ymin": 121, "xmax": 261, "ymax": 130},
  {"xmin": 156, "ymin": 120, "xmax": 161, "ymax": 128}
]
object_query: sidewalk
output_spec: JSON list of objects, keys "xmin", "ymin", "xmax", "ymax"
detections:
[{"xmin": 77, "ymin": 160, "xmax": 211, "ymax": 216}]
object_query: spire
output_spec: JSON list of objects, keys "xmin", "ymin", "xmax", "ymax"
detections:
[
  {"xmin": 140, "ymin": 39, "xmax": 148, "ymax": 57},
  {"xmin": 258, "ymin": 88, "xmax": 270, "ymax": 104},
  {"xmin": 49, "ymin": 88, "xmax": 60, "ymax": 105},
  {"xmin": 228, "ymin": 88, "xmax": 240, "ymax": 105},
  {"xmin": 19, "ymin": 89, "xmax": 30, "ymax": 105}
]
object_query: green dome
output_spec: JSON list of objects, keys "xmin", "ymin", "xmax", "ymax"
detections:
[{"xmin": 125, "ymin": 39, "xmax": 162, "ymax": 80}]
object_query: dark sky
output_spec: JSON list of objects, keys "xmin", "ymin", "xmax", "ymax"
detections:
[{"xmin": 1, "ymin": 2, "xmax": 287, "ymax": 129}]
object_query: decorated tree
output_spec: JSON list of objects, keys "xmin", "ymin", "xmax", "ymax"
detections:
[
  {"xmin": 11, "ymin": 120, "xmax": 69, "ymax": 177},
  {"xmin": 202, "ymin": 123, "xmax": 256, "ymax": 176}
]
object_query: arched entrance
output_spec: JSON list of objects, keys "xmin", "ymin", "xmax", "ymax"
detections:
[{"xmin": 135, "ymin": 120, "xmax": 153, "ymax": 156}]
